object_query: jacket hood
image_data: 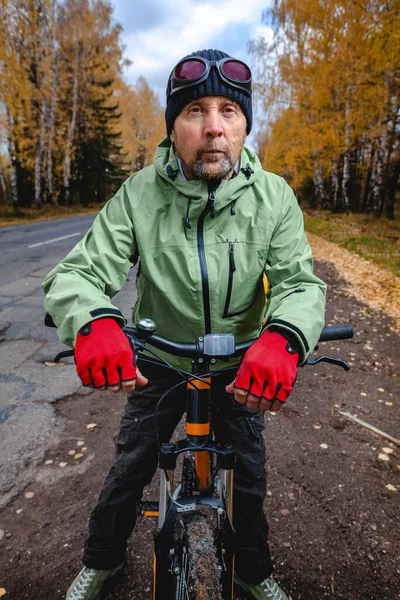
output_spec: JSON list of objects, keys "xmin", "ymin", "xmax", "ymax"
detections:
[{"xmin": 153, "ymin": 137, "xmax": 263, "ymax": 207}]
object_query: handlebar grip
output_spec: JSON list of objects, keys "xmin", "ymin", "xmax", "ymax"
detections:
[{"xmin": 318, "ymin": 325, "xmax": 354, "ymax": 342}]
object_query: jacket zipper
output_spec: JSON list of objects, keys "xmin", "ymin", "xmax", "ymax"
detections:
[
  {"xmin": 197, "ymin": 184, "xmax": 218, "ymax": 333},
  {"xmin": 222, "ymin": 240, "xmax": 262, "ymax": 318},
  {"xmin": 223, "ymin": 241, "xmax": 236, "ymax": 318}
]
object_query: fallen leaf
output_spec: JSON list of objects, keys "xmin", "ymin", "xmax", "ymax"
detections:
[
  {"xmin": 382, "ymin": 448, "xmax": 394, "ymax": 455},
  {"xmin": 16, "ymin": 509, "xmax": 23, "ymax": 514},
  {"xmin": 319, "ymin": 443, "xmax": 328, "ymax": 449},
  {"xmin": 280, "ymin": 508, "xmax": 290, "ymax": 516},
  {"xmin": 25, "ymin": 492, "xmax": 34, "ymax": 499},
  {"xmin": 0, "ymin": 588, "xmax": 6, "ymax": 597},
  {"xmin": 77, "ymin": 441, "xmax": 85, "ymax": 446},
  {"xmin": 45, "ymin": 460, "xmax": 53, "ymax": 465},
  {"xmin": 313, "ymin": 424, "xmax": 321, "ymax": 430},
  {"xmin": 86, "ymin": 423, "xmax": 97, "ymax": 430},
  {"xmin": 269, "ymin": 412, "xmax": 276, "ymax": 416},
  {"xmin": 385, "ymin": 484, "xmax": 397, "ymax": 492},
  {"xmin": 378, "ymin": 388, "xmax": 385, "ymax": 392},
  {"xmin": 360, "ymin": 392, "xmax": 367, "ymax": 397},
  {"xmin": 59, "ymin": 462, "xmax": 67, "ymax": 468},
  {"xmin": 74, "ymin": 453, "xmax": 83, "ymax": 459},
  {"xmin": 44, "ymin": 361, "xmax": 65, "ymax": 367},
  {"xmin": 82, "ymin": 447, "xmax": 87, "ymax": 451},
  {"xmin": 68, "ymin": 450, "xmax": 76, "ymax": 456},
  {"xmin": 385, "ymin": 402, "xmax": 393, "ymax": 407},
  {"xmin": 378, "ymin": 453, "xmax": 390, "ymax": 462}
]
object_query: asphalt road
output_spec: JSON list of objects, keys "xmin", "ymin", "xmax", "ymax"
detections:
[{"xmin": 0, "ymin": 214, "xmax": 137, "ymax": 507}]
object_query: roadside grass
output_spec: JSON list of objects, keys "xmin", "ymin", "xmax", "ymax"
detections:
[
  {"xmin": 303, "ymin": 209, "xmax": 400, "ymax": 277},
  {"xmin": 0, "ymin": 203, "xmax": 102, "ymax": 227}
]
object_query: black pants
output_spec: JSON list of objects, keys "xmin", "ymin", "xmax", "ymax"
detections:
[{"xmin": 83, "ymin": 360, "xmax": 273, "ymax": 584}]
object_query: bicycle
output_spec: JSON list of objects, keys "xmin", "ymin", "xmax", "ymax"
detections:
[{"xmin": 53, "ymin": 319, "xmax": 353, "ymax": 600}]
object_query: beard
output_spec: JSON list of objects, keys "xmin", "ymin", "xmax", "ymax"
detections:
[
  {"xmin": 191, "ymin": 152, "xmax": 233, "ymax": 180},
  {"xmin": 191, "ymin": 156, "xmax": 233, "ymax": 181}
]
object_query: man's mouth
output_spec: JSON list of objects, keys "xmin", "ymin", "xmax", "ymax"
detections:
[{"xmin": 202, "ymin": 149, "xmax": 225, "ymax": 155}]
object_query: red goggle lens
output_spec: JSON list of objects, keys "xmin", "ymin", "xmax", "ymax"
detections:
[
  {"xmin": 174, "ymin": 60, "xmax": 207, "ymax": 81},
  {"xmin": 221, "ymin": 59, "xmax": 251, "ymax": 82}
]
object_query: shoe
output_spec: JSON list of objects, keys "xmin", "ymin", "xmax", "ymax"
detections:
[
  {"xmin": 235, "ymin": 574, "xmax": 289, "ymax": 600},
  {"xmin": 65, "ymin": 564, "xmax": 123, "ymax": 600}
]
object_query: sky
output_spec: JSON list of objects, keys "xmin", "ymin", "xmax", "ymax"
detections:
[{"xmin": 111, "ymin": 0, "xmax": 273, "ymax": 109}]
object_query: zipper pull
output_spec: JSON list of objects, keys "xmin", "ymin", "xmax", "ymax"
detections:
[
  {"xmin": 208, "ymin": 190, "xmax": 216, "ymax": 219},
  {"xmin": 228, "ymin": 241, "xmax": 236, "ymax": 272}
]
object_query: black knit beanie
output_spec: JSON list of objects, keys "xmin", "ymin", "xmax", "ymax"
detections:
[{"xmin": 165, "ymin": 49, "xmax": 252, "ymax": 137}]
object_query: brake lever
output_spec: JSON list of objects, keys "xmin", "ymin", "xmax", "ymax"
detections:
[
  {"xmin": 54, "ymin": 349, "xmax": 74, "ymax": 362},
  {"xmin": 305, "ymin": 355, "xmax": 350, "ymax": 371}
]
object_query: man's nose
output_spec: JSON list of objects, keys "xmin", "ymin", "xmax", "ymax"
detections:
[{"xmin": 204, "ymin": 112, "xmax": 224, "ymax": 137}]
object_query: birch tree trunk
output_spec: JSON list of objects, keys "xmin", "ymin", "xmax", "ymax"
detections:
[
  {"xmin": 35, "ymin": 96, "xmax": 48, "ymax": 208},
  {"xmin": 373, "ymin": 129, "xmax": 389, "ymax": 216},
  {"xmin": 331, "ymin": 157, "xmax": 340, "ymax": 209},
  {"xmin": 361, "ymin": 144, "xmax": 374, "ymax": 213},
  {"xmin": 341, "ymin": 98, "xmax": 352, "ymax": 209},
  {"xmin": 312, "ymin": 151, "xmax": 327, "ymax": 208},
  {"xmin": 46, "ymin": 0, "xmax": 58, "ymax": 204},
  {"xmin": 6, "ymin": 110, "xmax": 19, "ymax": 212},
  {"xmin": 62, "ymin": 46, "xmax": 79, "ymax": 205},
  {"xmin": 0, "ymin": 161, "xmax": 8, "ymax": 203},
  {"xmin": 372, "ymin": 76, "xmax": 397, "ymax": 216}
]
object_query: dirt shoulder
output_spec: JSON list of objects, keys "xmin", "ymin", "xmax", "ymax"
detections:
[
  {"xmin": 308, "ymin": 232, "xmax": 400, "ymax": 333},
  {"xmin": 0, "ymin": 260, "xmax": 399, "ymax": 600}
]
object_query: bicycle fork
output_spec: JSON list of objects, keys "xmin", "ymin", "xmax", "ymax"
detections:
[{"xmin": 151, "ymin": 371, "xmax": 237, "ymax": 599}]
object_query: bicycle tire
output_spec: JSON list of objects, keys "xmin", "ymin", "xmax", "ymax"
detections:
[{"xmin": 174, "ymin": 511, "xmax": 223, "ymax": 600}]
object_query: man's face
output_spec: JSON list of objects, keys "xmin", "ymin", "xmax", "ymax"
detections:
[{"xmin": 170, "ymin": 96, "xmax": 247, "ymax": 181}]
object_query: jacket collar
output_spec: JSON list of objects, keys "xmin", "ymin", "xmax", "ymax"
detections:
[{"xmin": 153, "ymin": 137, "xmax": 263, "ymax": 207}]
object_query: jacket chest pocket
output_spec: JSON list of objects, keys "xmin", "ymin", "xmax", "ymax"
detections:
[{"xmin": 222, "ymin": 240, "xmax": 267, "ymax": 318}]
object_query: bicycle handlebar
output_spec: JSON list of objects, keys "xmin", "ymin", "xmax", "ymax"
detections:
[
  {"xmin": 124, "ymin": 324, "xmax": 354, "ymax": 360},
  {"xmin": 50, "ymin": 323, "xmax": 353, "ymax": 364},
  {"xmin": 318, "ymin": 324, "xmax": 353, "ymax": 342}
]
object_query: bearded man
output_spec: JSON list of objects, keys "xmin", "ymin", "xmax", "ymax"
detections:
[{"xmin": 43, "ymin": 49, "xmax": 326, "ymax": 600}]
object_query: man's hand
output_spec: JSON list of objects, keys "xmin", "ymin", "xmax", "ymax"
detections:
[
  {"xmin": 225, "ymin": 330, "xmax": 298, "ymax": 412},
  {"xmin": 74, "ymin": 318, "xmax": 148, "ymax": 392}
]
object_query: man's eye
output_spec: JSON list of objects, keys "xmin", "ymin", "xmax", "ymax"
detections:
[
  {"xmin": 189, "ymin": 106, "xmax": 201, "ymax": 113},
  {"xmin": 224, "ymin": 106, "xmax": 236, "ymax": 114}
]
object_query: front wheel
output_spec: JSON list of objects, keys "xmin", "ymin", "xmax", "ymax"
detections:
[{"xmin": 174, "ymin": 511, "xmax": 223, "ymax": 600}]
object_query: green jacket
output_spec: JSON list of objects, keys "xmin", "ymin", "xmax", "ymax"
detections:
[{"xmin": 43, "ymin": 138, "xmax": 326, "ymax": 368}]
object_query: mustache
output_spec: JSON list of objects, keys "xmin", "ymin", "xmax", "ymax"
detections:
[{"xmin": 197, "ymin": 145, "xmax": 228, "ymax": 158}]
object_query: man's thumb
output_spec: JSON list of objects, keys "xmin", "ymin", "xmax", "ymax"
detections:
[
  {"xmin": 136, "ymin": 368, "xmax": 149, "ymax": 387},
  {"xmin": 225, "ymin": 380, "xmax": 235, "ymax": 394}
]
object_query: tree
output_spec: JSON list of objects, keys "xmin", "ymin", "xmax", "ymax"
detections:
[
  {"xmin": 0, "ymin": 0, "xmax": 144, "ymax": 208},
  {"xmin": 250, "ymin": 0, "xmax": 400, "ymax": 218},
  {"xmin": 118, "ymin": 77, "xmax": 165, "ymax": 173}
]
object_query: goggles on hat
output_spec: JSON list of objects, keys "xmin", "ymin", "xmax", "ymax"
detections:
[{"xmin": 168, "ymin": 57, "xmax": 252, "ymax": 98}]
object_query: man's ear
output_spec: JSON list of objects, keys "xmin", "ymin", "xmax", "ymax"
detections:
[{"xmin": 170, "ymin": 128, "xmax": 176, "ymax": 143}]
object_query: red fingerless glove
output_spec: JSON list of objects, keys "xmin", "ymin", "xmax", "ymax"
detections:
[
  {"xmin": 234, "ymin": 330, "xmax": 299, "ymax": 402},
  {"xmin": 74, "ymin": 318, "xmax": 136, "ymax": 387}
]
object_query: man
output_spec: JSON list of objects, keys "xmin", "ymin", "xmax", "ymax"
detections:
[{"xmin": 43, "ymin": 49, "xmax": 326, "ymax": 600}]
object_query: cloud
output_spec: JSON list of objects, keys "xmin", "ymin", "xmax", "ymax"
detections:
[
  {"xmin": 112, "ymin": 0, "xmax": 165, "ymax": 34},
  {"xmin": 115, "ymin": 0, "xmax": 271, "ymax": 102},
  {"xmin": 250, "ymin": 23, "xmax": 274, "ymax": 44}
]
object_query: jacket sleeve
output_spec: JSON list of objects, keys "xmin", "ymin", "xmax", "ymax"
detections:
[
  {"xmin": 262, "ymin": 180, "xmax": 326, "ymax": 363},
  {"xmin": 42, "ymin": 183, "xmax": 138, "ymax": 347}
]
